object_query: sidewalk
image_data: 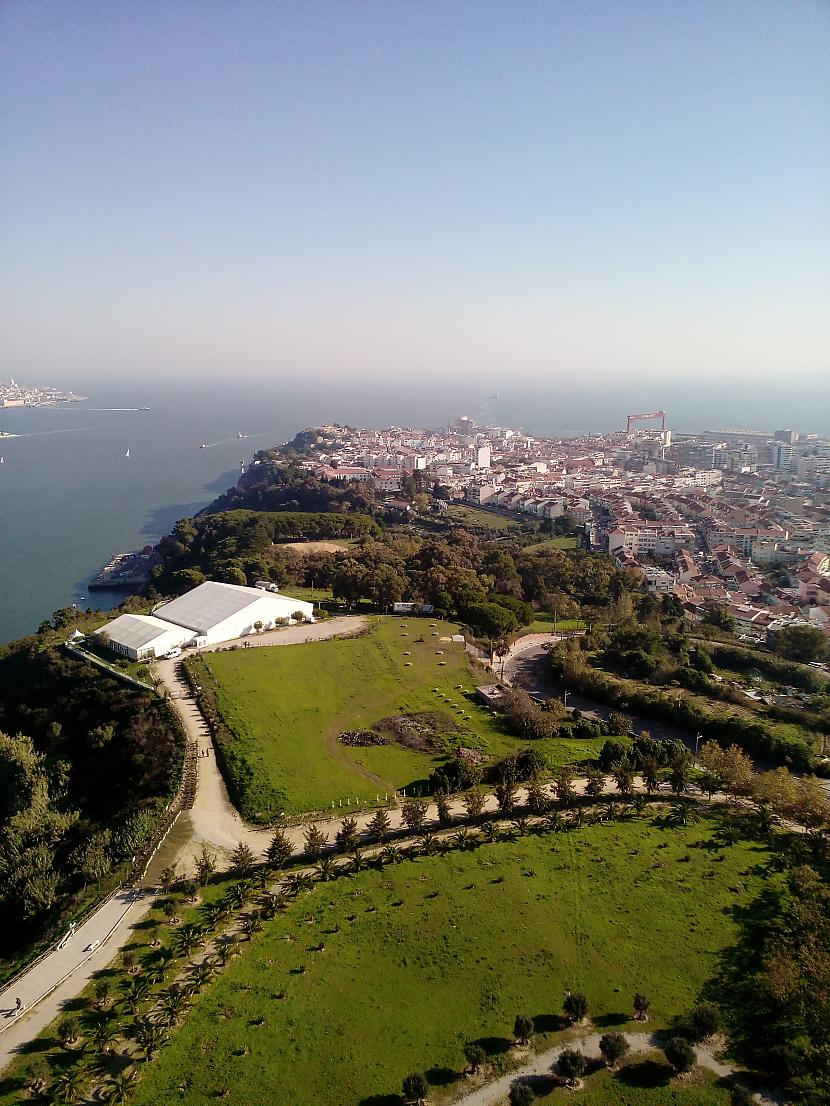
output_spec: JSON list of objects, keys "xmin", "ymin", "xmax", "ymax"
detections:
[{"xmin": 0, "ymin": 889, "xmax": 153, "ymax": 1069}]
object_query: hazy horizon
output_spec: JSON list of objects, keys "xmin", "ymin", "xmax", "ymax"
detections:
[{"xmin": 2, "ymin": 1, "xmax": 828, "ymax": 385}]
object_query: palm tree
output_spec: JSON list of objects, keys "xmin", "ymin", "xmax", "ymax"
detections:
[
  {"xmin": 631, "ymin": 793, "xmax": 648, "ymax": 817},
  {"xmin": 217, "ymin": 932, "xmax": 241, "ymax": 965},
  {"xmin": 482, "ymin": 821, "xmax": 501, "ymax": 844},
  {"xmin": 144, "ymin": 946, "xmax": 174, "ymax": 983},
  {"xmin": 103, "ymin": 1069, "xmax": 137, "ymax": 1104},
  {"xmin": 282, "ymin": 872, "xmax": 314, "ymax": 897},
  {"xmin": 666, "ymin": 798, "xmax": 700, "ymax": 828},
  {"xmin": 542, "ymin": 811, "xmax": 565, "ymax": 834},
  {"xmin": 88, "ymin": 1012, "xmax": 120, "ymax": 1054},
  {"xmin": 187, "ymin": 958, "xmax": 216, "ymax": 991},
  {"xmin": 240, "ymin": 911, "xmax": 262, "ymax": 939},
  {"xmin": 135, "ymin": 1017, "xmax": 167, "ymax": 1061},
  {"xmin": 349, "ymin": 849, "xmax": 368, "ymax": 874},
  {"xmin": 49, "ymin": 1065, "xmax": 86, "ymax": 1104},
  {"xmin": 380, "ymin": 844, "xmax": 402, "ymax": 865},
  {"xmin": 512, "ymin": 815, "xmax": 530, "ymax": 837},
  {"xmin": 201, "ymin": 901, "xmax": 227, "ymax": 929},
  {"xmin": 158, "ymin": 987, "xmax": 188, "ymax": 1026},
  {"xmin": 419, "ymin": 831, "xmax": 439, "ymax": 856},
  {"xmin": 121, "ymin": 976, "xmax": 151, "ymax": 1015},
  {"xmin": 173, "ymin": 922, "xmax": 204, "ymax": 960},
  {"xmin": 315, "ymin": 855, "xmax": 338, "ymax": 881}
]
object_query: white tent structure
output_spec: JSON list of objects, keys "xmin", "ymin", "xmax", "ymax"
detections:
[
  {"xmin": 94, "ymin": 581, "xmax": 314, "ymax": 660},
  {"xmin": 94, "ymin": 613, "xmax": 194, "ymax": 661}
]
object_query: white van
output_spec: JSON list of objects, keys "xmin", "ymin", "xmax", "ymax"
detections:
[{"xmin": 163, "ymin": 647, "xmax": 182, "ymax": 660}]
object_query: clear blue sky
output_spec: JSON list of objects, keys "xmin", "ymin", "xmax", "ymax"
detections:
[{"xmin": 1, "ymin": 0, "xmax": 828, "ymax": 384}]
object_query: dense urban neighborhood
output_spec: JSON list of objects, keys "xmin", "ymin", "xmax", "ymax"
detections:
[{"xmin": 255, "ymin": 415, "xmax": 830, "ymax": 653}]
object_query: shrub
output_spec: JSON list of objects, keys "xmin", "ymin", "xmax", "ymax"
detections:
[
  {"xmin": 599, "ymin": 1031, "xmax": 630, "ymax": 1067},
  {"xmin": 664, "ymin": 1036, "xmax": 696, "ymax": 1073},
  {"xmin": 690, "ymin": 1001, "xmax": 721, "ymax": 1040},
  {"xmin": 563, "ymin": 990, "xmax": 589, "ymax": 1022}
]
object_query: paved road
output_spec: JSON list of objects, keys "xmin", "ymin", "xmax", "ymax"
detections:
[
  {"xmin": 504, "ymin": 641, "xmax": 694, "ymax": 746},
  {"xmin": 0, "ymin": 889, "xmax": 154, "ymax": 1065},
  {"xmin": 452, "ymin": 1029, "xmax": 779, "ymax": 1106},
  {"xmin": 0, "ymin": 616, "xmax": 368, "ymax": 1070}
]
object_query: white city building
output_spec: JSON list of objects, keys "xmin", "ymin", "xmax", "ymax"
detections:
[{"xmin": 94, "ymin": 581, "xmax": 315, "ymax": 660}]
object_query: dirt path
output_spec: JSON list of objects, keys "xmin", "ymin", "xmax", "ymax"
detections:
[
  {"xmin": 153, "ymin": 615, "xmax": 370, "ymax": 871},
  {"xmin": 452, "ymin": 1029, "xmax": 778, "ymax": 1106}
]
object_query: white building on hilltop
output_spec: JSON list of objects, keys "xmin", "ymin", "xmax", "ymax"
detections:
[{"xmin": 95, "ymin": 581, "xmax": 315, "ymax": 660}]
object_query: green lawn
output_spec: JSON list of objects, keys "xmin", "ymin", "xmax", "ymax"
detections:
[
  {"xmin": 524, "ymin": 1062, "xmax": 734, "ymax": 1105},
  {"xmin": 446, "ymin": 504, "xmax": 519, "ymax": 530},
  {"xmin": 120, "ymin": 816, "xmax": 770, "ymax": 1106},
  {"xmin": 197, "ymin": 618, "xmax": 603, "ymax": 819},
  {"xmin": 522, "ymin": 536, "xmax": 580, "ymax": 552},
  {"xmin": 518, "ymin": 616, "xmax": 586, "ymax": 636}
]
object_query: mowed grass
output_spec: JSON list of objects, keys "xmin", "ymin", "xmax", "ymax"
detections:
[
  {"xmin": 521, "ymin": 535, "xmax": 580, "ymax": 552},
  {"xmin": 445, "ymin": 504, "xmax": 519, "ymax": 529},
  {"xmin": 201, "ymin": 618, "xmax": 604, "ymax": 817},
  {"xmin": 526, "ymin": 1063, "xmax": 733, "ymax": 1105},
  {"xmin": 126, "ymin": 817, "xmax": 769, "ymax": 1106}
]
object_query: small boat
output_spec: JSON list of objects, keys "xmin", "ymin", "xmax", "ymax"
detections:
[
  {"xmin": 0, "ymin": 457, "xmax": 4, "ymax": 464},
  {"xmin": 237, "ymin": 431, "xmax": 244, "ymax": 438},
  {"xmin": 200, "ymin": 442, "xmax": 207, "ymax": 449},
  {"xmin": 124, "ymin": 449, "xmax": 130, "ymax": 458}
]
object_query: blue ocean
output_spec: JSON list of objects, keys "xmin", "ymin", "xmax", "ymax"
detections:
[{"xmin": 1, "ymin": 372, "xmax": 828, "ymax": 642}]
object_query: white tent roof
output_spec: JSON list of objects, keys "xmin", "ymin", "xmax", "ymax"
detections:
[
  {"xmin": 153, "ymin": 581, "xmax": 272, "ymax": 634},
  {"xmin": 95, "ymin": 613, "xmax": 181, "ymax": 651}
]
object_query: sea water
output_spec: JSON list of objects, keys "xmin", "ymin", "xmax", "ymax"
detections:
[{"xmin": 1, "ymin": 371, "xmax": 828, "ymax": 642}]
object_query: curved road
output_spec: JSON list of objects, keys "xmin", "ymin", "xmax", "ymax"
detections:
[
  {"xmin": 0, "ymin": 616, "xmax": 367, "ymax": 1067},
  {"xmin": 503, "ymin": 638, "xmax": 694, "ymax": 746}
]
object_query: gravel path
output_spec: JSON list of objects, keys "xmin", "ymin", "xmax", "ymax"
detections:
[{"xmin": 453, "ymin": 1029, "xmax": 779, "ymax": 1106}]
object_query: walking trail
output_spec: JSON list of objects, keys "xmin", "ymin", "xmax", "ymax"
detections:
[
  {"xmin": 0, "ymin": 616, "xmax": 367, "ymax": 1068},
  {"xmin": 0, "ymin": 614, "xmax": 772, "ymax": 1088},
  {"xmin": 453, "ymin": 1029, "xmax": 779, "ymax": 1106}
]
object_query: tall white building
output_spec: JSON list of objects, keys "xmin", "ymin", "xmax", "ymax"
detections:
[{"xmin": 475, "ymin": 445, "xmax": 491, "ymax": 469}]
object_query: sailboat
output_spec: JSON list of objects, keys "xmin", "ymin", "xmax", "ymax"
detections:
[{"xmin": 125, "ymin": 449, "xmax": 130, "ymax": 458}]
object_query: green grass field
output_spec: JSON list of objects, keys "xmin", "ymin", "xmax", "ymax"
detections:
[
  {"xmin": 521, "ymin": 536, "xmax": 580, "ymax": 552},
  {"xmin": 524, "ymin": 1063, "xmax": 733, "ymax": 1105},
  {"xmin": 121, "ymin": 816, "xmax": 769, "ymax": 1106},
  {"xmin": 445, "ymin": 504, "xmax": 519, "ymax": 530},
  {"xmin": 198, "ymin": 619, "xmax": 606, "ymax": 818}
]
